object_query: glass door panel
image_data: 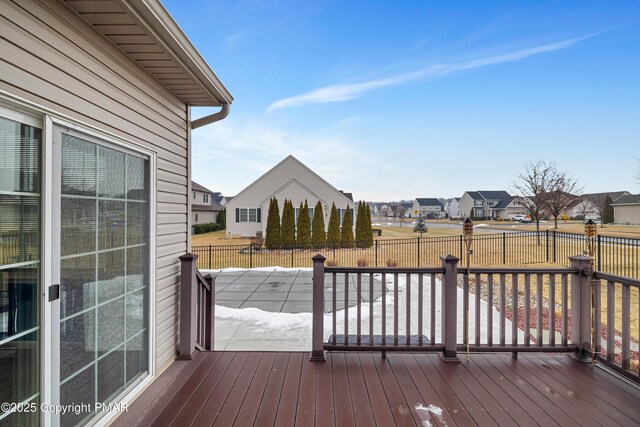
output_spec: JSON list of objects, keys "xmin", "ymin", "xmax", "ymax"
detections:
[
  {"xmin": 57, "ymin": 129, "xmax": 149, "ymax": 426},
  {"xmin": 0, "ymin": 116, "xmax": 41, "ymax": 426}
]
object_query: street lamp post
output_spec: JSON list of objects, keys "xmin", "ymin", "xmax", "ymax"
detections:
[
  {"xmin": 584, "ymin": 219, "xmax": 598, "ymax": 364},
  {"xmin": 463, "ymin": 218, "xmax": 474, "ymax": 361}
]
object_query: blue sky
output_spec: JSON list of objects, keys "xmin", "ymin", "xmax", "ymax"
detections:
[{"xmin": 163, "ymin": 0, "xmax": 640, "ymax": 201}]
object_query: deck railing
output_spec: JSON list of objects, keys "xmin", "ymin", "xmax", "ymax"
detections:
[
  {"xmin": 593, "ymin": 270, "xmax": 640, "ymax": 378},
  {"xmin": 311, "ymin": 253, "xmax": 640, "ymax": 383},
  {"xmin": 178, "ymin": 253, "xmax": 215, "ymax": 359}
]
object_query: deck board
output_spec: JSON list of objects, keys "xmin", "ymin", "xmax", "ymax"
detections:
[{"xmin": 116, "ymin": 351, "xmax": 640, "ymax": 427}]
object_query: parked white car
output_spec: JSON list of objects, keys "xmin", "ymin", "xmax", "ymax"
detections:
[{"xmin": 511, "ymin": 214, "xmax": 526, "ymax": 222}]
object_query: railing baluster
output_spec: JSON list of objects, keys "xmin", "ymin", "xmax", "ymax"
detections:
[
  {"xmin": 536, "ymin": 274, "xmax": 543, "ymax": 346},
  {"xmin": 500, "ymin": 274, "xmax": 506, "ymax": 347},
  {"xmin": 344, "ymin": 272, "xmax": 349, "ymax": 345},
  {"xmin": 487, "ymin": 274, "xmax": 493, "ymax": 346},
  {"xmin": 606, "ymin": 280, "xmax": 615, "ymax": 362},
  {"xmin": 357, "ymin": 272, "xmax": 362, "ymax": 346},
  {"xmin": 562, "ymin": 274, "xmax": 568, "ymax": 347},
  {"xmin": 406, "ymin": 273, "xmax": 411, "ymax": 346},
  {"xmin": 475, "ymin": 273, "xmax": 481, "ymax": 346},
  {"xmin": 369, "ymin": 274, "xmax": 374, "ymax": 346},
  {"xmin": 394, "ymin": 273, "xmax": 399, "ymax": 346},
  {"xmin": 463, "ymin": 273, "xmax": 469, "ymax": 349},
  {"xmin": 512, "ymin": 274, "xmax": 518, "ymax": 347},
  {"xmin": 549, "ymin": 275, "xmax": 556, "ymax": 347},
  {"xmin": 381, "ymin": 273, "xmax": 386, "ymax": 347},
  {"xmin": 523, "ymin": 274, "xmax": 530, "ymax": 346},
  {"xmin": 593, "ymin": 279, "xmax": 601, "ymax": 356},
  {"xmin": 332, "ymin": 273, "xmax": 337, "ymax": 345},
  {"xmin": 621, "ymin": 284, "xmax": 630, "ymax": 370},
  {"xmin": 430, "ymin": 274, "xmax": 436, "ymax": 345},
  {"xmin": 418, "ymin": 273, "xmax": 423, "ymax": 346}
]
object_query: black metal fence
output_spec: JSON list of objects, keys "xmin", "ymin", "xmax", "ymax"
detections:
[{"xmin": 192, "ymin": 230, "xmax": 640, "ymax": 278}]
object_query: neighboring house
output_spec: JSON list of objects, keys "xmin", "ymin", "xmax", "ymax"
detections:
[
  {"xmin": 413, "ymin": 198, "xmax": 445, "ymax": 219},
  {"xmin": 220, "ymin": 195, "xmax": 234, "ymax": 206},
  {"xmin": 459, "ymin": 191, "xmax": 522, "ymax": 219},
  {"xmin": 225, "ymin": 155, "xmax": 357, "ymax": 237},
  {"xmin": 444, "ymin": 198, "xmax": 462, "ymax": 219},
  {"xmin": 563, "ymin": 198, "xmax": 599, "ymax": 220},
  {"xmin": 191, "ymin": 181, "xmax": 223, "ymax": 225},
  {"xmin": 0, "ymin": 2, "xmax": 232, "ymax": 426},
  {"xmin": 612, "ymin": 194, "xmax": 640, "ymax": 225}
]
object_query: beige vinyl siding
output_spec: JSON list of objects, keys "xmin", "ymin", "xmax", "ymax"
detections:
[
  {"xmin": 0, "ymin": 1, "xmax": 189, "ymax": 369},
  {"xmin": 614, "ymin": 205, "xmax": 640, "ymax": 225}
]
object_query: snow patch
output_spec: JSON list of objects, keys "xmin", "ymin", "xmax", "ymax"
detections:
[{"xmin": 415, "ymin": 403, "xmax": 447, "ymax": 427}]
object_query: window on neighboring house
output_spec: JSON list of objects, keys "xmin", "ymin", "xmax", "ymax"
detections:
[
  {"xmin": 193, "ymin": 191, "xmax": 196, "ymax": 199},
  {"xmin": 195, "ymin": 213, "xmax": 199, "ymax": 222},
  {"xmin": 487, "ymin": 201, "xmax": 495, "ymax": 206},
  {"xmin": 294, "ymin": 207, "xmax": 315, "ymax": 224},
  {"xmin": 203, "ymin": 193, "xmax": 209, "ymax": 203},
  {"xmin": 474, "ymin": 200, "xmax": 483, "ymax": 207},
  {"xmin": 235, "ymin": 208, "xmax": 261, "ymax": 223}
]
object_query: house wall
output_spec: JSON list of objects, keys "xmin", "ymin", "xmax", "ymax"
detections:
[
  {"xmin": 458, "ymin": 193, "xmax": 475, "ymax": 218},
  {"xmin": 614, "ymin": 205, "xmax": 640, "ymax": 225},
  {"xmin": 192, "ymin": 210, "xmax": 218, "ymax": 225},
  {"xmin": 493, "ymin": 207, "xmax": 527, "ymax": 219},
  {"xmin": 192, "ymin": 189, "xmax": 211, "ymax": 206},
  {"xmin": 412, "ymin": 201, "xmax": 444, "ymax": 218},
  {"xmin": 447, "ymin": 199, "xmax": 461, "ymax": 218},
  {"xmin": 1, "ymin": 1, "xmax": 189, "ymax": 368},
  {"xmin": 226, "ymin": 159, "xmax": 357, "ymax": 237}
]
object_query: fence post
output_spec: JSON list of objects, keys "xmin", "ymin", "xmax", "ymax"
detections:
[
  {"xmin": 178, "ymin": 253, "xmax": 198, "ymax": 360},
  {"xmin": 503, "ymin": 233, "xmax": 506, "ymax": 265},
  {"xmin": 553, "ymin": 231, "xmax": 557, "ymax": 264},
  {"xmin": 545, "ymin": 230, "xmax": 549, "ymax": 262},
  {"xmin": 311, "ymin": 254, "xmax": 327, "ymax": 361},
  {"xmin": 417, "ymin": 237, "xmax": 421, "ymax": 267},
  {"xmin": 291, "ymin": 249, "xmax": 294, "ymax": 268},
  {"xmin": 204, "ymin": 273, "xmax": 215, "ymax": 350},
  {"xmin": 597, "ymin": 235, "xmax": 601, "ymax": 271},
  {"xmin": 208, "ymin": 245, "xmax": 212, "ymax": 269},
  {"xmin": 459, "ymin": 235, "xmax": 463, "ymax": 259},
  {"xmin": 375, "ymin": 240, "xmax": 379, "ymax": 267},
  {"xmin": 249, "ymin": 243, "xmax": 253, "ymax": 269},
  {"xmin": 441, "ymin": 254, "xmax": 460, "ymax": 362},
  {"xmin": 569, "ymin": 255, "xmax": 592, "ymax": 358}
]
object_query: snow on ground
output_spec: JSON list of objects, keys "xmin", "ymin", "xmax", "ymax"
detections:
[{"xmin": 213, "ymin": 268, "xmax": 522, "ymax": 351}]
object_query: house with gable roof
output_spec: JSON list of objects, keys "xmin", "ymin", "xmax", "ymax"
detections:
[
  {"xmin": 459, "ymin": 190, "xmax": 528, "ymax": 220},
  {"xmin": 225, "ymin": 155, "xmax": 357, "ymax": 237},
  {"xmin": 412, "ymin": 198, "xmax": 445, "ymax": 219}
]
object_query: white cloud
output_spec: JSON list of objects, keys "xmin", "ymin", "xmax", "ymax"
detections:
[
  {"xmin": 267, "ymin": 35, "xmax": 594, "ymax": 112},
  {"xmin": 191, "ymin": 118, "xmax": 378, "ymax": 197}
]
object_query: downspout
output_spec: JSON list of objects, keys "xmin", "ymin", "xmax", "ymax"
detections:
[{"xmin": 191, "ymin": 103, "xmax": 231, "ymax": 129}]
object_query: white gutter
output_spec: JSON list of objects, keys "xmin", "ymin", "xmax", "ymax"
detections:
[{"xmin": 191, "ymin": 103, "xmax": 230, "ymax": 129}]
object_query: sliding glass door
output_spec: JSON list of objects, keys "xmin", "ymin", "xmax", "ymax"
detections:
[
  {"xmin": 55, "ymin": 127, "xmax": 150, "ymax": 426},
  {"xmin": 0, "ymin": 115, "xmax": 41, "ymax": 426}
]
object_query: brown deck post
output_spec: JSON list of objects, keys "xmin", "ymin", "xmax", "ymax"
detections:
[
  {"xmin": 178, "ymin": 253, "xmax": 198, "ymax": 360},
  {"xmin": 570, "ymin": 255, "xmax": 592, "ymax": 359},
  {"xmin": 204, "ymin": 273, "xmax": 215, "ymax": 350},
  {"xmin": 441, "ymin": 254, "xmax": 460, "ymax": 362},
  {"xmin": 311, "ymin": 254, "xmax": 326, "ymax": 361}
]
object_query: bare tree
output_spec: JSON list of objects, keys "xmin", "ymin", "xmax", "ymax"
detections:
[
  {"xmin": 575, "ymin": 198, "xmax": 594, "ymax": 219},
  {"xmin": 584, "ymin": 194, "xmax": 609, "ymax": 227},
  {"xmin": 545, "ymin": 171, "xmax": 582, "ymax": 229},
  {"xmin": 394, "ymin": 204, "xmax": 408, "ymax": 226},
  {"xmin": 511, "ymin": 161, "xmax": 556, "ymax": 244}
]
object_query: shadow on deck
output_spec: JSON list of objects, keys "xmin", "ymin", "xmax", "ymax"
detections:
[{"xmin": 115, "ymin": 351, "xmax": 640, "ymax": 426}]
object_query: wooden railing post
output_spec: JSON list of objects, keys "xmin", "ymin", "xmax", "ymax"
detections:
[
  {"xmin": 178, "ymin": 253, "xmax": 198, "ymax": 360},
  {"xmin": 311, "ymin": 253, "xmax": 326, "ymax": 361},
  {"xmin": 441, "ymin": 254, "xmax": 460, "ymax": 362},
  {"xmin": 204, "ymin": 273, "xmax": 215, "ymax": 350},
  {"xmin": 570, "ymin": 255, "xmax": 592, "ymax": 358}
]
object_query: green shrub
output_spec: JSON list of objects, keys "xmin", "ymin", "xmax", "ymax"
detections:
[
  {"xmin": 327, "ymin": 202, "xmax": 340, "ymax": 248},
  {"xmin": 193, "ymin": 222, "xmax": 222, "ymax": 234}
]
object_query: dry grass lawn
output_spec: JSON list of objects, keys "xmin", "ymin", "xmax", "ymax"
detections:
[{"xmin": 482, "ymin": 220, "xmax": 640, "ymax": 238}]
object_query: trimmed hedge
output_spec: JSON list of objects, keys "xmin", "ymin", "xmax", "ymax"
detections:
[{"xmin": 193, "ymin": 222, "xmax": 222, "ymax": 234}]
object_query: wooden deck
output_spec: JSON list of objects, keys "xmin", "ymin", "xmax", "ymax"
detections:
[{"xmin": 116, "ymin": 351, "xmax": 640, "ymax": 427}]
